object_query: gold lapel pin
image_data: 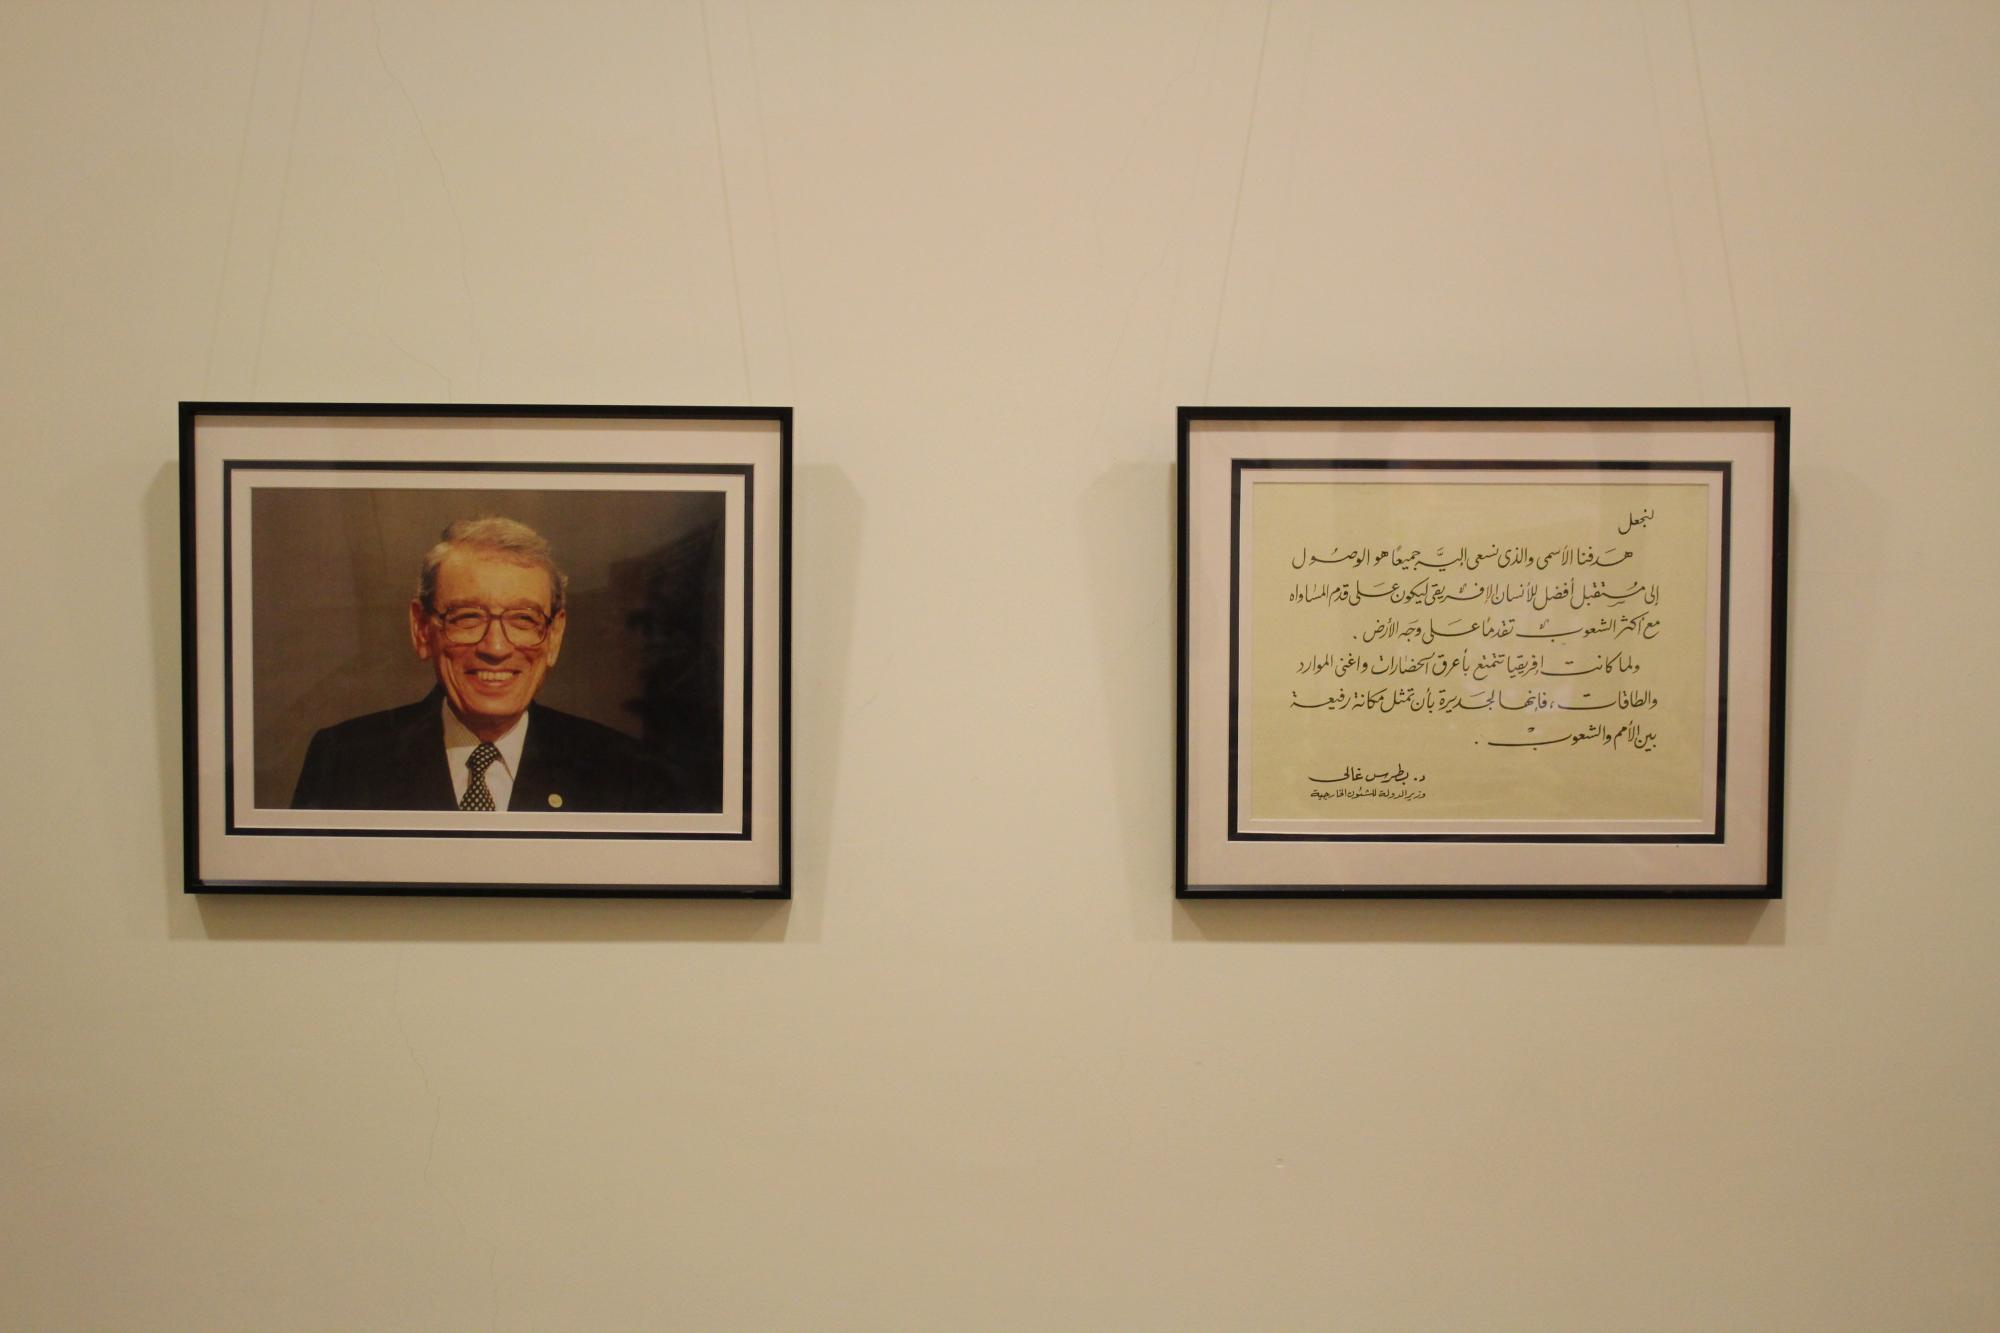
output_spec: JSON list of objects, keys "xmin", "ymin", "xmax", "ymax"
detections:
[{"xmin": 548, "ymin": 793, "xmax": 563, "ymax": 809}]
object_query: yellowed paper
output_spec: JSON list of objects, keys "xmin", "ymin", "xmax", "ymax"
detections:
[{"xmin": 1244, "ymin": 477, "xmax": 1712, "ymax": 824}]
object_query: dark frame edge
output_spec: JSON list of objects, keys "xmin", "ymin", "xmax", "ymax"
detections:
[
  {"xmin": 179, "ymin": 403, "xmax": 202, "ymax": 892},
  {"xmin": 1174, "ymin": 411, "xmax": 1194, "ymax": 897},
  {"xmin": 191, "ymin": 882, "xmax": 790, "ymax": 899},
  {"xmin": 776, "ymin": 407, "xmax": 795, "ymax": 901},
  {"xmin": 1765, "ymin": 408, "xmax": 1790, "ymax": 898},
  {"xmin": 1178, "ymin": 885, "xmax": 1780, "ymax": 900},
  {"xmin": 1181, "ymin": 405, "xmax": 1790, "ymax": 424},
  {"xmin": 177, "ymin": 400, "xmax": 793, "ymax": 422}
]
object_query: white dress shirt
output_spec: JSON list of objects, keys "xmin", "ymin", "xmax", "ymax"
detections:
[{"xmin": 441, "ymin": 701, "xmax": 530, "ymax": 811}]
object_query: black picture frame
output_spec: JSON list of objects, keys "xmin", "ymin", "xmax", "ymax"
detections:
[
  {"xmin": 1177, "ymin": 407, "xmax": 1787, "ymax": 899},
  {"xmin": 180, "ymin": 402, "xmax": 791, "ymax": 898}
]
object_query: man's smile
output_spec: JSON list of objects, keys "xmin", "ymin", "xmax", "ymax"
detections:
[{"xmin": 468, "ymin": 668, "xmax": 522, "ymax": 689}]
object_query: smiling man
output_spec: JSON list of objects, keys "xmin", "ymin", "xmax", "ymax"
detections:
[{"xmin": 290, "ymin": 517, "xmax": 683, "ymax": 813}]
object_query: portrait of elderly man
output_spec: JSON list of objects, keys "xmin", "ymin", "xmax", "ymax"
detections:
[{"xmin": 291, "ymin": 516, "xmax": 698, "ymax": 813}]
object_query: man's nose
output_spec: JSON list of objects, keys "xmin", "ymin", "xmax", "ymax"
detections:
[{"xmin": 474, "ymin": 616, "xmax": 512, "ymax": 655}]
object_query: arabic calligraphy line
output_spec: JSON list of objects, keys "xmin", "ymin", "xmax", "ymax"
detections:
[
  {"xmin": 1289, "ymin": 542, "xmax": 1635, "ymax": 573},
  {"xmin": 1289, "ymin": 578, "xmax": 1660, "ymax": 611},
  {"xmin": 1480, "ymin": 721, "xmax": 1659, "ymax": 751}
]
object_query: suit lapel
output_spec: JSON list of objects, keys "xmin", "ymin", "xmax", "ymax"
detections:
[
  {"xmin": 387, "ymin": 693, "xmax": 457, "ymax": 810},
  {"xmin": 512, "ymin": 706, "xmax": 563, "ymax": 812}
]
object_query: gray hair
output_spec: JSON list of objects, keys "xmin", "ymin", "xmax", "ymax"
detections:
[{"xmin": 418, "ymin": 516, "xmax": 569, "ymax": 615}]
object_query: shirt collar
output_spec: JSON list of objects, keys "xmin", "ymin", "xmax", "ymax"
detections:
[{"xmin": 440, "ymin": 699, "xmax": 530, "ymax": 777}]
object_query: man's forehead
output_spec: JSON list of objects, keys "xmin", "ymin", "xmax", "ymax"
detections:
[{"xmin": 434, "ymin": 548, "xmax": 555, "ymax": 602}]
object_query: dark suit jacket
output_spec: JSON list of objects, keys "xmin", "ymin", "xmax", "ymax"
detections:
[{"xmin": 291, "ymin": 691, "xmax": 717, "ymax": 813}]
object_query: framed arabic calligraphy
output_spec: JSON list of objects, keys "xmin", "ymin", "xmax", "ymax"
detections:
[{"xmin": 1177, "ymin": 408, "xmax": 1788, "ymax": 898}]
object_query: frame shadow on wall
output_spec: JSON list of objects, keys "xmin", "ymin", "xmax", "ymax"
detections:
[
  {"xmin": 151, "ymin": 460, "xmax": 866, "ymax": 944},
  {"xmin": 1171, "ymin": 895, "xmax": 1781, "ymax": 946},
  {"xmin": 1078, "ymin": 458, "xmax": 1787, "ymax": 949}
]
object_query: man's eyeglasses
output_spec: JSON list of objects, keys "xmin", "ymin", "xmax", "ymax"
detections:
[{"xmin": 429, "ymin": 606, "xmax": 555, "ymax": 647}]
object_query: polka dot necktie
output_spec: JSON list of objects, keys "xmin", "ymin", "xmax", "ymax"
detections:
[{"xmin": 460, "ymin": 742, "xmax": 502, "ymax": 811}]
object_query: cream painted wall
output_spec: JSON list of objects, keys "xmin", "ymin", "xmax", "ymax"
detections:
[{"xmin": 4, "ymin": 1, "xmax": 1997, "ymax": 1328}]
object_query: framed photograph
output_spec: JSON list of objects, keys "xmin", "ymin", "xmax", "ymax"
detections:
[
  {"xmin": 1178, "ymin": 407, "xmax": 1787, "ymax": 899},
  {"xmin": 180, "ymin": 402, "xmax": 790, "ymax": 897}
]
